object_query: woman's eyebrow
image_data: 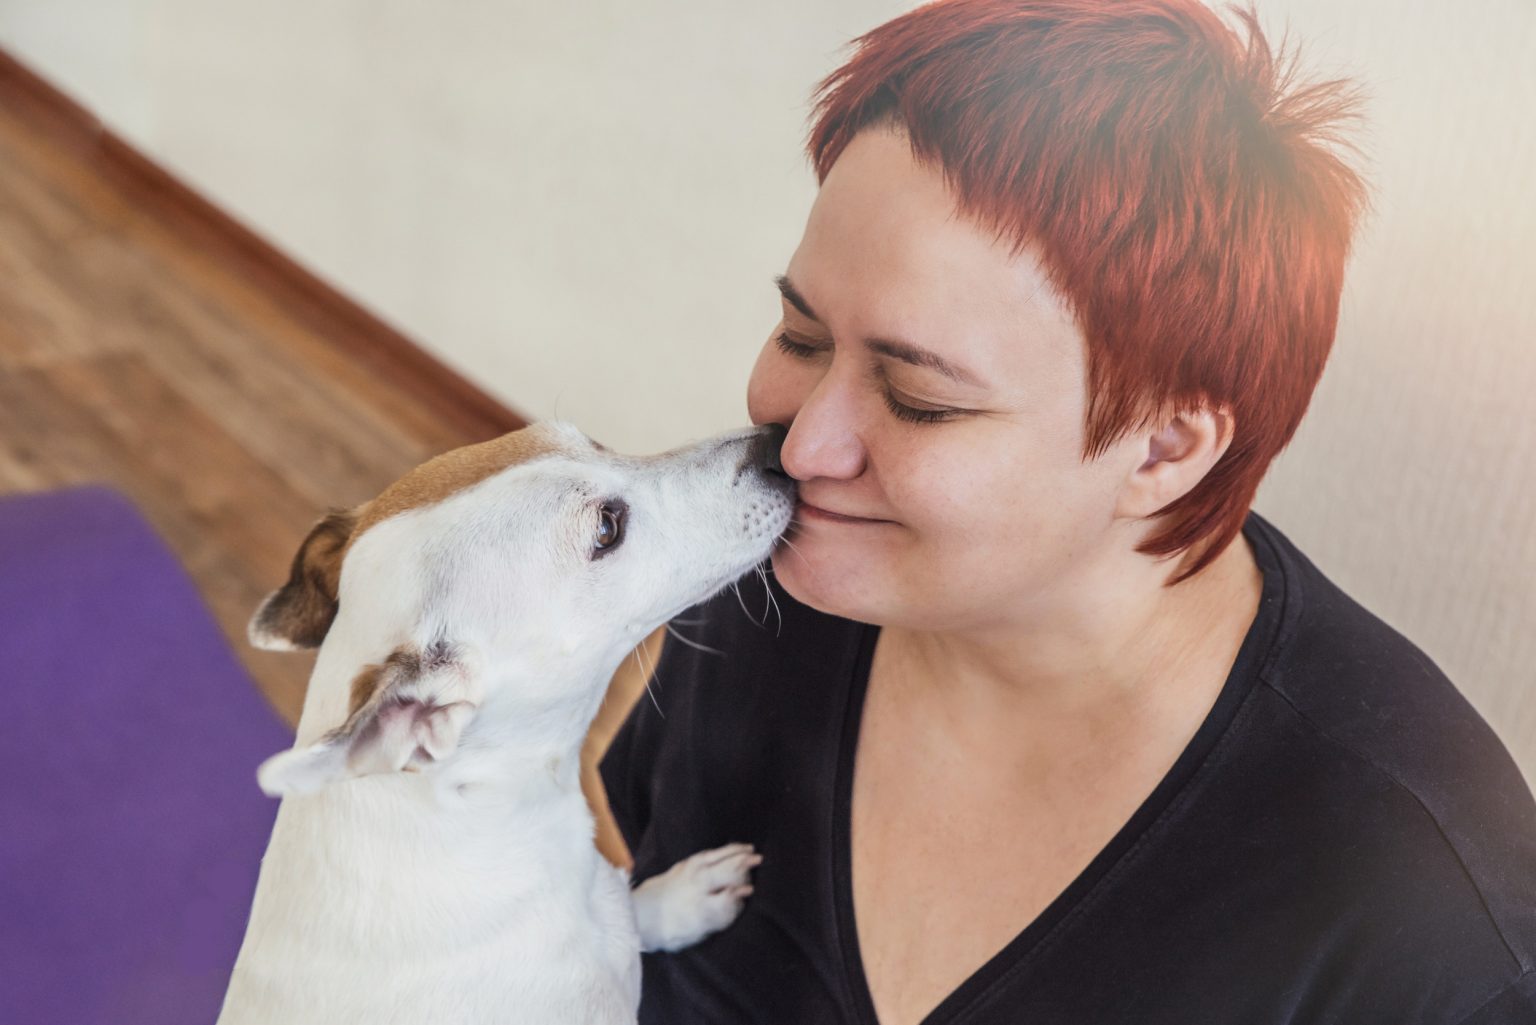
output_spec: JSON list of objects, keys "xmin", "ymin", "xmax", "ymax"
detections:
[
  {"xmin": 774, "ymin": 273, "xmax": 984, "ymax": 387},
  {"xmin": 775, "ymin": 273, "xmax": 822, "ymax": 322},
  {"xmin": 865, "ymin": 338, "xmax": 983, "ymax": 387}
]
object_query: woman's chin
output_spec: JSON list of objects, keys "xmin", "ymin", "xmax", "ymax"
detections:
[{"xmin": 770, "ymin": 539, "xmax": 879, "ymax": 622}]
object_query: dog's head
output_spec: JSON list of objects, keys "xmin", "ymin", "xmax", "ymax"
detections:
[{"xmin": 249, "ymin": 420, "xmax": 794, "ymax": 797}]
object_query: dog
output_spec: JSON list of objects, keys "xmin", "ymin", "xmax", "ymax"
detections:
[{"xmin": 215, "ymin": 419, "xmax": 794, "ymax": 1025}]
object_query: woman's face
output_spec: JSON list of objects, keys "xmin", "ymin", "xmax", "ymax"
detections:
[{"xmin": 746, "ymin": 126, "xmax": 1149, "ymax": 632}]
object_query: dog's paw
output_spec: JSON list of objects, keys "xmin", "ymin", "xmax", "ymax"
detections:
[{"xmin": 630, "ymin": 842, "xmax": 763, "ymax": 952}]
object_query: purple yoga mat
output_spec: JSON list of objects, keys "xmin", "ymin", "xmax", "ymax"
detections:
[{"xmin": 0, "ymin": 483, "xmax": 295, "ymax": 1025}]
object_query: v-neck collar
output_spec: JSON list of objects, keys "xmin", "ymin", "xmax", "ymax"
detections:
[{"xmin": 828, "ymin": 512, "xmax": 1294, "ymax": 1025}]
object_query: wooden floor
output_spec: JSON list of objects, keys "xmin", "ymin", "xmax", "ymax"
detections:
[
  {"xmin": 0, "ymin": 83, "xmax": 489, "ymax": 719},
  {"xmin": 0, "ymin": 53, "xmax": 653, "ymax": 864}
]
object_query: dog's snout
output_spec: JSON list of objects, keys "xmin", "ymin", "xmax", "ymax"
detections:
[{"xmin": 748, "ymin": 423, "xmax": 789, "ymax": 477}]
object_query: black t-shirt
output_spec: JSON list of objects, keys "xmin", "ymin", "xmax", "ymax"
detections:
[{"xmin": 600, "ymin": 510, "xmax": 1536, "ymax": 1023}]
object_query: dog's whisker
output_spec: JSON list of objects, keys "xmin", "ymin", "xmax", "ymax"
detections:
[
  {"xmin": 632, "ymin": 637, "xmax": 652, "ymax": 679},
  {"xmin": 631, "ymin": 639, "xmax": 666, "ymax": 720},
  {"xmin": 754, "ymin": 564, "xmax": 784, "ymax": 637},
  {"xmin": 775, "ymin": 535, "xmax": 808, "ymax": 565},
  {"xmin": 746, "ymin": 571, "xmax": 770, "ymax": 629},
  {"xmin": 755, "ymin": 564, "xmax": 769, "ymax": 619},
  {"xmin": 665, "ymin": 621, "xmax": 725, "ymax": 657},
  {"xmin": 730, "ymin": 578, "xmax": 757, "ymax": 625},
  {"xmin": 752, "ymin": 563, "xmax": 783, "ymax": 637}
]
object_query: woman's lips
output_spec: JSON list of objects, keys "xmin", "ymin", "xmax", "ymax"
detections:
[{"xmin": 794, "ymin": 498, "xmax": 890, "ymax": 525}]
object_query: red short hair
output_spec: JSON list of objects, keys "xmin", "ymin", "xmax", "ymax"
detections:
[{"xmin": 806, "ymin": 0, "xmax": 1370, "ymax": 584}]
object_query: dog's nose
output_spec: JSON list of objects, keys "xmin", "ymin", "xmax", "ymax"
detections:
[{"xmin": 750, "ymin": 423, "xmax": 789, "ymax": 476}]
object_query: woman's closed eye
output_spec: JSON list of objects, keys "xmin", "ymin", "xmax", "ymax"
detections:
[
  {"xmin": 773, "ymin": 331, "xmax": 967, "ymax": 425},
  {"xmin": 772, "ymin": 330, "xmax": 825, "ymax": 361}
]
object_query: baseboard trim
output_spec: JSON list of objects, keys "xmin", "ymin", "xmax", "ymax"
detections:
[{"xmin": 0, "ymin": 46, "xmax": 526, "ymax": 442}]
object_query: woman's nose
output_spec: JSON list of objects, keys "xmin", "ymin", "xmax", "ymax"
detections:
[{"xmin": 778, "ymin": 374, "xmax": 867, "ymax": 482}]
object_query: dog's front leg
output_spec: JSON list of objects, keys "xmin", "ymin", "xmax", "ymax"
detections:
[{"xmin": 631, "ymin": 842, "xmax": 762, "ymax": 952}]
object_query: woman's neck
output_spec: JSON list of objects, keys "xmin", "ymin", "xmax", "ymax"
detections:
[{"xmin": 872, "ymin": 533, "xmax": 1264, "ymax": 750}]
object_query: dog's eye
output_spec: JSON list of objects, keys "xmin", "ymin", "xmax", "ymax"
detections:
[
  {"xmin": 593, "ymin": 502, "xmax": 626, "ymax": 558},
  {"xmin": 596, "ymin": 509, "xmax": 621, "ymax": 548}
]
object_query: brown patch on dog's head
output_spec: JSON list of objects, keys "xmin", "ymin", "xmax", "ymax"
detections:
[
  {"xmin": 248, "ymin": 507, "xmax": 361, "ymax": 651},
  {"xmin": 346, "ymin": 660, "xmax": 387, "ymax": 716},
  {"xmin": 248, "ymin": 425, "xmax": 571, "ymax": 652},
  {"xmin": 346, "ymin": 645, "xmax": 430, "ymax": 715},
  {"xmin": 351, "ymin": 426, "xmax": 568, "ymax": 540}
]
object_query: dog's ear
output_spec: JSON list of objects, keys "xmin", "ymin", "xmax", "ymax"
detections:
[
  {"xmin": 248, "ymin": 506, "xmax": 363, "ymax": 651},
  {"xmin": 256, "ymin": 640, "xmax": 485, "ymax": 797}
]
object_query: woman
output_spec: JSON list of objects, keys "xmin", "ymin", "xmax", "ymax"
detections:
[{"xmin": 599, "ymin": 1, "xmax": 1536, "ymax": 1022}]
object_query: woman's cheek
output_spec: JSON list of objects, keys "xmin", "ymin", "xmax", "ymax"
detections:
[{"xmin": 896, "ymin": 436, "xmax": 1002, "ymax": 529}]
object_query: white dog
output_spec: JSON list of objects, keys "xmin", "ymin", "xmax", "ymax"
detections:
[{"xmin": 216, "ymin": 420, "xmax": 794, "ymax": 1025}]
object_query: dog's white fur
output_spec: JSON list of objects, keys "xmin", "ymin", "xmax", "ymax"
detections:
[{"xmin": 216, "ymin": 421, "xmax": 794, "ymax": 1025}]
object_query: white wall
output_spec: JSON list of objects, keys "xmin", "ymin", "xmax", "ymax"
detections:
[
  {"xmin": 0, "ymin": 0, "xmax": 914, "ymax": 452},
  {"xmin": 3, "ymin": 0, "xmax": 1534, "ymax": 781}
]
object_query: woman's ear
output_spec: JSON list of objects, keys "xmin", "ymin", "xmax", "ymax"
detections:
[
  {"xmin": 256, "ymin": 640, "xmax": 485, "ymax": 797},
  {"xmin": 1118, "ymin": 404, "xmax": 1236, "ymax": 519},
  {"xmin": 248, "ymin": 506, "xmax": 363, "ymax": 651}
]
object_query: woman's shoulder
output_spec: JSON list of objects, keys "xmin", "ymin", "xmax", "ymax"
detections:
[
  {"xmin": 1246, "ymin": 511, "xmax": 1528, "ymax": 805},
  {"xmin": 1241, "ymin": 512, "xmax": 1536, "ymax": 970}
]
